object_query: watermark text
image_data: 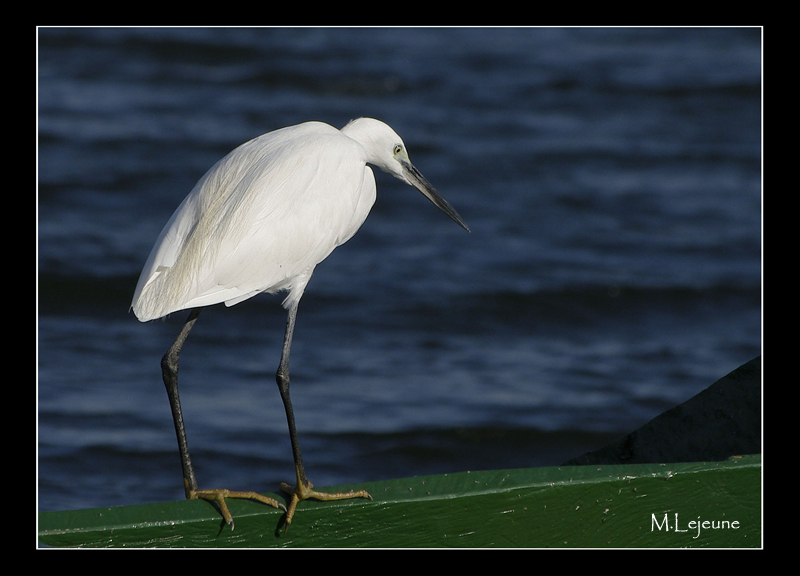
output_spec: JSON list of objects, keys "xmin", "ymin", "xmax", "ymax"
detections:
[{"xmin": 651, "ymin": 513, "xmax": 739, "ymax": 539}]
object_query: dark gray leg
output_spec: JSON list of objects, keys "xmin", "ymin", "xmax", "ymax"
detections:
[
  {"xmin": 276, "ymin": 300, "xmax": 372, "ymax": 529},
  {"xmin": 161, "ymin": 307, "xmax": 283, "ymax": 530}
]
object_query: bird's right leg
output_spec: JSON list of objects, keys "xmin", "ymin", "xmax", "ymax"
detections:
[
  {"xmin": 275, "ymin": 300, "xmax": 371, "ymax": 529},
  {"xmin": 162, "ymin": 307, "xmax": 284, "ymax": 530}
]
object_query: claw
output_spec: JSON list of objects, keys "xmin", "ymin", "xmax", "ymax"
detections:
[
  {"xmin": 279, "ymin": 480, "xmax": 372, "ymax": 531},
  {"xmin": 189, "ymin": 488, "xmax": 284, "ymax": 529}
]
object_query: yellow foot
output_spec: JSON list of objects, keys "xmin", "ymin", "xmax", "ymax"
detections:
[
  {"xmin": 189, "ymin": 488, "xmax": 286, "ymax": 530},
  {"xmin": 280, "ymin": 480, "xmax": 372, "ymax": 529}
]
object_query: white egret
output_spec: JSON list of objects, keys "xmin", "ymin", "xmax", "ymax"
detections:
[{"xmin": 132, "ymin": 117, "xmax": 469, "ymax": 530}]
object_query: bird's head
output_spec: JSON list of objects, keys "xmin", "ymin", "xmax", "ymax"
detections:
[{"xmin": 342, "ymin": 117, "xmax": 470, "ymax": 232}]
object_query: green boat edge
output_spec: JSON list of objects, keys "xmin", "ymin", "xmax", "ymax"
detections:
[{"xmin": 38, "ymin": 454, "xmax": 761, "ymax": 548}]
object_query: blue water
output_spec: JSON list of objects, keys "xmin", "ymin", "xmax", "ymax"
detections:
[{"xmin": 38, "ymin": 27, "xmax": 761, "ymax": 514}]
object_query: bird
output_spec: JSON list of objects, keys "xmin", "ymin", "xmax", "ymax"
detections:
[{"xmin": 131, "ymin": 117, "xmax": 469, "ymax": 530}]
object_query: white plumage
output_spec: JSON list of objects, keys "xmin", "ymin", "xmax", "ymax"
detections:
[{"xmin": 134, "ymin": 121, "xmax": 366, "ymax": 320}]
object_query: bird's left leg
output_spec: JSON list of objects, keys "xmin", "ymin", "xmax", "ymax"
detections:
[
  {"xmin": 162, "ymin": 308, "xmax": 284, "ymax": 530},
  {"xmin": 275, "ymin": 300, "xmax": 372, "ymax": 528}
]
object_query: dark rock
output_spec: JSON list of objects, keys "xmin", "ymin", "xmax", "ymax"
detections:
[{"xmin": 563, "ymin": 356, "xmax": 761, "ymax": 465}]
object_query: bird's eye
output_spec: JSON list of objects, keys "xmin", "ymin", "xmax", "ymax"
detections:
[{"xmin": 393, "ymin": 144, "xmax": 403, "ymax": 155}]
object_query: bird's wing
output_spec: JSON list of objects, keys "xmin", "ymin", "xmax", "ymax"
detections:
[
  {"xmin": 195, "ymin": 135, "xmax": 375, "ymax": 310},
  {"xmin": 132, "ymin": 123, "xmax": 375, "ymax": 321}
]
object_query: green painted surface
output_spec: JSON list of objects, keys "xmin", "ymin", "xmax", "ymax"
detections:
[{"xmin": 38, "ymin": 455, "xmax": 760, "ymax": 548}]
